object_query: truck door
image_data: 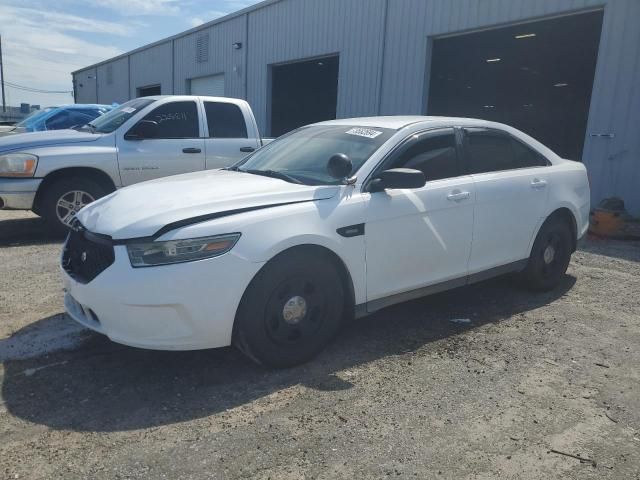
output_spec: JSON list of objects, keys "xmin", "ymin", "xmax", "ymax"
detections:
[
  {"xmin": 117, "ymin": 100, "xmax": 205, "ymax": 185},
  {"xmin": 202, "ymin": 101, "xmax": 261, "ymax": 170}
]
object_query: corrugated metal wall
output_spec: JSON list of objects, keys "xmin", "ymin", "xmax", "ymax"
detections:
[
  {"xmin": 380, "ymin": 0, "xmax": 607, "ymax": 115},
  {"xmin": 173, "ymin": 15, "xmax": 247, "ymax": 99},
  {"xmin": 129, "ymin": 41, "xmax": 173, "ymax": 97},
  {"xmin": 74, "ymin": 68, "xmax": 97, "ymax": 104},
  {"xmin": 72, "ymin": 0, "xmax": 640, "ymax": 213},
  {"xmin": 379, "ymin": 0, "xmax": 640, "ymax": 213},
  {"xmin": 96, "ymin": 57, "xmax": 129, "ymax": 104},
  {"xmin": 247, "ymin": 0, "xmax": 387, "ymax": 133},
  {"xmin": 582, "ymin": 0, "xmax": 640, "ymax": 214}
]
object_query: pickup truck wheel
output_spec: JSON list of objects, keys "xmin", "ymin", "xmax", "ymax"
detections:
[
  {"xmin": 522, "ymin": 218, "xmax": 572, "ymax": 291},
  {"xmin": 234, "ymin": 250, "xmax": 344, "ymax": 368},
  {"xmin": 41, "ymin": 177, "xmax": 109, "ymax": 234}
]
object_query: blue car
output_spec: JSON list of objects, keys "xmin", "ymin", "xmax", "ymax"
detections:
[{"xmin": 0, "ymin": 104, "xmax": 114, "ymax": 137}]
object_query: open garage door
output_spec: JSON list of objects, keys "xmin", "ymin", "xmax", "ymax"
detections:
[
  {"xmin": 427, "ymin": 10, "xmax": 603, "ymax": 161},
  {"xmin": 189, "ymin": 74, "xmax": 225, "ymax": 96},
  {"xmin": 137, "ymin": 85, "xmax": 161, "ymax": 97},
  {"xmin": 270, "ymin": 55, "xmax": 339, "ymax": 137}
]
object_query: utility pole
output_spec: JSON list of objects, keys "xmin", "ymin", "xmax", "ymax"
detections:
[{"xmin": 0, "ymin": 36, "xmax": 5, "ymax": 112}]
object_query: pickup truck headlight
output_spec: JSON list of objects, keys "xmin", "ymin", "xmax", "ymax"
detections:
[
  {"xmin": 0, "ymin": 153, "xmax": 38, "ymax": 177},
  {"xmin": 126, "ymin": 233, "xmax": 241, "ymax": 267}
]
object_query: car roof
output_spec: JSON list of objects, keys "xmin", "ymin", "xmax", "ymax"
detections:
[{"xmin": 315, "ymin": 115, "xmax": 513, "ymax": 131}]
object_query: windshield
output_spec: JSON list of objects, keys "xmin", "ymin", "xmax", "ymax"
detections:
[
  {"xmin": 89, "ymin": 98, "xmax": 156, "ymax": 133},
  {"xmin": 16, "ymin": 107, "xmax": 57, "ymax": 128},
  {"xmin": 235, "ymin": 125, "xmax": 395, "ymax": 185}
]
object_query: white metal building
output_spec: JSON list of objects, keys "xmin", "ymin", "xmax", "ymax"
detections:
[{"xmin": 73, "ymin": 0, "xmax": 640, "ymax": 214}]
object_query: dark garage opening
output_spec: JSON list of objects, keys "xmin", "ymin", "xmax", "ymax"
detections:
[
  {"xmin": 270, "ymin": 55, "xmax": 339, "ymax": 137},
  {"xmin": 427, "ymin": 11, "xmax": 603, "ymax": 161},
  {"xmin": 137, "ymin": 84, "xmax": 161, "ymax": 97}
]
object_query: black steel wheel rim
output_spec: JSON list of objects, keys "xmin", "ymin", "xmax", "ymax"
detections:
[
  {"xmin": 540, "ymin": 231, "xmax": 565, "ymax": 279},
  {"xmin": 264, "ymin": 275, "xmax": 326, "ymax": 345}
]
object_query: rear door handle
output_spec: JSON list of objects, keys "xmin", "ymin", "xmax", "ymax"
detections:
[
  {"xmin": 531, "ymin": 178, "xmax": 547, "ymax": 189},
  {"xmin": 447, "ymin": 190, "xmax": 471, "ymax": 202},
  {"xmin": 240, "ymin": 146, "xmax": 256, "ymax": 153},
  {"xmin": 182, "ymin": 148, "xmax": 201, "ymax": 154}
]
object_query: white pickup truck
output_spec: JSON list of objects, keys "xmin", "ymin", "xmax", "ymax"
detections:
[{"xmin": 0, "ymin": 96, "xmax": 270, "ymax": 232}]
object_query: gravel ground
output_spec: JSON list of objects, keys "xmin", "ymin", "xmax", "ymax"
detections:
[{"xmin": 0, "ymin": 210, "xmax": 639, "ymax": 479}]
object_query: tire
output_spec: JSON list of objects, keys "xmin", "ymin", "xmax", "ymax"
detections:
[
  {"xmin": 40, "ymin": 177, "xmax": 109, "ymax": 234},
  {"xmin": 521, "ymin": 217, "xmax": 573, "ymax": 291},
  {"xmin": 234, "ymin": 249, "xmax": 345, "ymax": 368}
]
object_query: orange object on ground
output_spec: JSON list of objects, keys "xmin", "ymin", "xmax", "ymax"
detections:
[
  {"xmin": 589, "ymin": 208, "xmax": 625, "ymax": 237},
  {"xmin": 589, "ymin": 197, "xmax": 640, "ymax": 239}
]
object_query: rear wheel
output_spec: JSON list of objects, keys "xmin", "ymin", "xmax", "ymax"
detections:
[
  {"xmin": 522, "ymin": 217, "xmax": 573, "ymax": 291},
  {"xmin": 41, "ymin": 177, "xmax": 109, "ymax": 234},
  {"xmin": 234, "ymin": 249, "xmax": 345, "ymax": 368}
]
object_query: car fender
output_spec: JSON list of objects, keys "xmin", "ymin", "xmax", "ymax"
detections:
[
  {"xmin": 526, "ymin": 201, "xmax": 585, "ymax": 257},
  {"xmin": 30, "ymin": 141, "xmax": 121, "ymax": 187},
  {"xmin": 160, "ymin": 191, "xmax": 369, "ymax": 305},
  {"xmin": 526, "ymin": 161, "xmax": 590, "ymax": 256},
  {"xmin": 238, "ymin": 200, "xmax": 368, "ymax": 305}
]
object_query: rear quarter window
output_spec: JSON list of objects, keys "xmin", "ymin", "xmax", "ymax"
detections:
[
  {"xmin": 510, "ymin": 137, "xmax": 550, "ymax": 168},
  {"xmin": 465, "ymin": 129, "xmax": 549, "ymax": 173}
]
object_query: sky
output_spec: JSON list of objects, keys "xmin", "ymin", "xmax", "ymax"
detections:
[{"xmin": 0, "ymin": 0, "xmax": 261, "ymax": 108}]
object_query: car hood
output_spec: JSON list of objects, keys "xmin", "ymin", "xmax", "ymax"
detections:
[
  {"xmin": 77, "ymin": 169, "xmax": 340, "ymax": 239},
  {"xmin": 0, "ymin": 129, "xmax": 102, "ymax": 152},
  {"xmin": 0, "ymin": 126, "xmax": 27, "ymax": 138}
]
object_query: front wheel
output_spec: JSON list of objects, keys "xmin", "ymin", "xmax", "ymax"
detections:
[
  {"xmin": 40, "ymin": 177, "xmax": 109, "ymax": 234},
  {"xmin": 234, "ymin": 249, "xmax": 345, "ymax": 368},
  {"xmin": 521, "ymin": 217, "xmax": 573, "ymax": 291}
]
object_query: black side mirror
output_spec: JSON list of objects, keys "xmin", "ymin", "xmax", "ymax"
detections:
[
  {"xmin": 327, "ymin": 153, "xmax": 353, "ymax": 180},
  {"xmin": 369, "ymin": 168, "xmax": 426, "ymax": 192},
  {"xmin": 125, "ymin": 120, "xmax": 158, "ymax": 140}
]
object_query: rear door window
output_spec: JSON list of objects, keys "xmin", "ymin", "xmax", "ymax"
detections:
[
  {"xmin": 204, "ymin": 102, "xmax": 248, "ymax": 138},
  {"xmin": 464, "ymin": 129, "xmax": 519, "ymax": 174}
]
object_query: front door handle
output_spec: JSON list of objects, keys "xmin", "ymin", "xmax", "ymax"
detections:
[
  {"xmin": 531, "ymin": 178, "xmax": 547, "ymax": 189},
  {"xmin": 240, "ymin": 146, "xmax": 256, "ymax": 153},
  {"xmin": 182, "ymin": 148, "xmax": 201, "ymax": 154},
  {"xmin": 447, "ymin": 190, "xmax": 471, "ymax": 202}
]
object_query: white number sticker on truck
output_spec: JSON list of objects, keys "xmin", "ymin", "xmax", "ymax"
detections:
[{"xmin": 345, "ymin": 127, "xmax": 383, "ymax": 139}]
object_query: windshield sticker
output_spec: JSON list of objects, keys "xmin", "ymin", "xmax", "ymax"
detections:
[
  {"xmin": 345, "ymin": 127, "xmax": 383, "ymax": 139},
  {"xmin": 122, "ymin": 107, "xmax": 136, "ymax": 113}
]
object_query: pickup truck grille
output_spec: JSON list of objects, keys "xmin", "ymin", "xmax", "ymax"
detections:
[{"xmin": 62, "ymin": 228, "xmax": 115, "ymax": 284}]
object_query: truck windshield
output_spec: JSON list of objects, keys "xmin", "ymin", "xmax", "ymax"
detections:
[
  {"xmin": 233, "ymin": 125, "xmax": 395, "ymax": 185},
  {"xmin": 89, "ymin": 98, "xmax": 156, "ymax": 134}
]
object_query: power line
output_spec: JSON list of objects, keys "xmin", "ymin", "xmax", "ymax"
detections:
[
  {"xmin": 5, "ymin": 81, "xmax": 71, "ymax": 93},
  {"xmin": 4, "ymin": 81, "xmax": 72, "ymax": 95}
]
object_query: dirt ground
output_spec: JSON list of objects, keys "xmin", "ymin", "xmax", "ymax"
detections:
[{"xmin": 0, "ymin": 210, "xmax": 639, "ymax": 479}]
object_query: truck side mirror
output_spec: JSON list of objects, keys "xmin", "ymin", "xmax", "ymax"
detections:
[{"xmin": 125, "ymin": 120, "xmax": 158, "ymax": 140}]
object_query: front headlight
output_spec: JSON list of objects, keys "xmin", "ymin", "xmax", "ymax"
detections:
[
  {"xmin": 0, "ymin": 153, "xmax": 38, "ymax": 177},
  {"xmin": 126, "ymin": 233, "xmax": 241, "ymax": 267}
]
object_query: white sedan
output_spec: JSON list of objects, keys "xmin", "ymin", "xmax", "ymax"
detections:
[{"xmin": 62, "ymin": 116, "xmax": 590, "ymax": 367}]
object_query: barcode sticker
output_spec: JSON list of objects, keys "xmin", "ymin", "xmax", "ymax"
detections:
[{"xmin": 345, "ymin": 127, "xmax": 383, "ymax": 139}]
